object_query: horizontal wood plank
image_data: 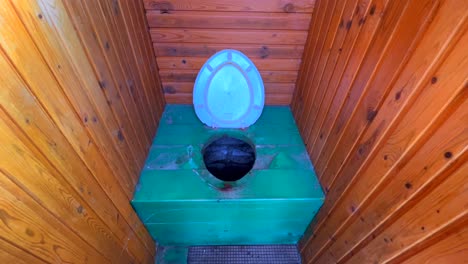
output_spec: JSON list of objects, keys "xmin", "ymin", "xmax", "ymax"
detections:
[
  {"xmin": 159, "ymin": 69, "xmax": 298, "ymax": 83},
  {"xmin": 143, "ymin": 0, "xmax": 315, "ymax": 13},
  {"xmin": 150, "ymin": 28, "xmax": 308, "ymax": 45},
  {"xmin": 157, "ymin": 56, "xmax": 301, "ymax": 71},
  {"xmin": 165, "ymin": 93, "xmax": 292, "ymax": 105},
  {"xmin": 154, "ymin": 43, "xmax": 305, "ymax": 59},
  {"xmin": 147, "ymin": 11, "xmax": 311, "ymax": 30},
  {"xmin": 162, "ymin": 82, "xmax": 295, "ymax": 94},
  {"xmin": 146, "ymin": 0, "xmax": 311, "ymax": 105}
]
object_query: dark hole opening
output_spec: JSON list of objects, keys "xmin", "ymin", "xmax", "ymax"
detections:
[{"xmin": 203, "ymin": 135, "xmax": 256, "ymax": 182}]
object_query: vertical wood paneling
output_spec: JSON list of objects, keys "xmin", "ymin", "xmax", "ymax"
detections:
[
  {"xmin": 0, "ymin": 238, "xmax": 48, "ymax": 264},
  {"xmin": 292, "ymin": 0, "xmax": 468, "ymax": 263},
  {"xmin": 402, "ymin": 223, "xmax": 468, "ymax": 264},
  {"xmin": 143, "ymin": 0, "xmax": 315, "ymax": 105},
  {"xmin": 130, "ymin": 0, "xmax": 166, "ymax": 119},
  {"xmin": 64, "ymin": 0, "xmax": 147, "ymax": 179},
  {"xmin": 0, "ymin": 0, "xmax": 165, "ymax": 263},
  {"xmin": 0, "ymin": 169, "xmax": 106, "ymax": 263}
]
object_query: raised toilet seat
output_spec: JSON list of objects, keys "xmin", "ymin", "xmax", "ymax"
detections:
[{"xmin": 193, "ymin": 49, "xmax": 265, "ymax": 128}]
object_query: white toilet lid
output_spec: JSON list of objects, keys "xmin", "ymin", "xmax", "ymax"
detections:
[{"xmin": 193, "ymin": 49, "xmax": 265, "ymax": 128}]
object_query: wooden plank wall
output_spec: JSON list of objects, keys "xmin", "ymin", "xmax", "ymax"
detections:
[
  {"xmin": 291, "ymin": 0, "xmax": 467, "ymax": 263},
  {"xmin": 143, "ymin": 0, "xmax": 315, "ymax": 105},
  {"xmin": 0, "ymin": 0, "xmax": 165, "ymax": 263}
]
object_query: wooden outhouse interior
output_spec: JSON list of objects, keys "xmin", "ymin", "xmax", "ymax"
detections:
[{"xmin": 0, "ymin": 0, "xmax": 466, "ymax": 263}]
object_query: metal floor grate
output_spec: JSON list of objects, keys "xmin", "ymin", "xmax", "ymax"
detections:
[{"xmin": 187, "ymin": 245, "xmax": 301, "ymax": 264}]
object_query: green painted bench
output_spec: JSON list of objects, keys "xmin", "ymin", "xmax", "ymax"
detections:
[{"xmin": 132, "ymin": 105, "xmax": 324, "ymax": 246}]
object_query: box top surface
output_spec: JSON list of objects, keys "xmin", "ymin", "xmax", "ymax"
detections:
[{"xmin": 133, "ymin": 105, "xmax": 324, "ymax": 202}]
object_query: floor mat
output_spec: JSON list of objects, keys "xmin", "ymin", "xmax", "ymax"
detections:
[{"xmin": 187, "ymin": 245, "xmax": 301, "ymax": 264}]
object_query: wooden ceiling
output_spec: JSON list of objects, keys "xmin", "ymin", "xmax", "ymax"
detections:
[{"xmin": 143, "ymin": 0, "xmax": 316, "ymax": 105}]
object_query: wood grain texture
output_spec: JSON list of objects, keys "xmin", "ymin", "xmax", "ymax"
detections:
[
  {"xmin": 162, "ymin": 82, "xmax": 295, "ymax": 105},
  {"xmin": 157, "ymin": 57, "xmax": 301, "ymax": 71},
  {"xmin": 0, "ymin": 238, "xmax": 48, "ymax": 264},
  {"xmin": 165, "ymin": 93, "xmax": 293, "ymax": 105},
  {"xmin": 0, "ymin": 169, "xmax": 107, "ymax": 263},
  {"xmin": 292, "ymin": 0, "xmax": 468, "ymax": 263},
  {"xmin": 159, "ymin": 69, "xmax": 298, "ymax": 83},
  {"xmin": 154, "ymin": 43, "xmax": 305, "ymax": 58},
  {"xmin": 150, "ymin": 29, "xmax": 308, "ymax": 45},
  {"xmin": 0, "ymin": 0, "xmax": 164, "ymax": 262},
  {"xmin": 143, "ymin": 0, "xmax": 315, "ymax": 13},
  {"xmin": 145, "ymin": 0, "xmax": 315, "ymax": 105},
  {"xmin": 162, "ymin": 82, "xmax": 295, "ymax": 94},
  {"xmin": 402, "ymin": 223, "xmax": 468, "ymax": 264},
  {"xmin": 147, "ymin": 11, "xmax": 311, "ymax": 30}
]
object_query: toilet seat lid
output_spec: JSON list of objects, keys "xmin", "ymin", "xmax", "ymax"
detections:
[{"xmin": 193, "ymin": 49, "xmax": 264, "ymax": 128}]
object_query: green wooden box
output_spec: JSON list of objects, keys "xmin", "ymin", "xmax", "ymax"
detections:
[{"xmin": 132, "ymin": 105, "xmax": 324, "ymax": 246}]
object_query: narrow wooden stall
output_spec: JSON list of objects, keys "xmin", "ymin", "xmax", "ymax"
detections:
[
  {"xmin": 1, "ymin": 0, "xmax": 467, "ymax": 263},
  {"xmin": 143, "ymin": 0, "xmax": 315, "ymax": 105},
  {"xmin": 292, "ymin": 0, "xmax": 468, "ymax": 263},
  {"xmin": 0, "ymin": 0, "xmax": 164, "ymax": 263}
]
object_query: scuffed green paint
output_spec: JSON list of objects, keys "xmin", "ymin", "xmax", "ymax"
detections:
[{"xmin": 132, "ymin": 105, "xmax": 324, "ymax": 246}]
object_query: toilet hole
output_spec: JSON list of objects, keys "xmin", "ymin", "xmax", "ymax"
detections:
[{"xmin": 202, "ymin": 135, "xmax": 256, "ymax": 182}]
